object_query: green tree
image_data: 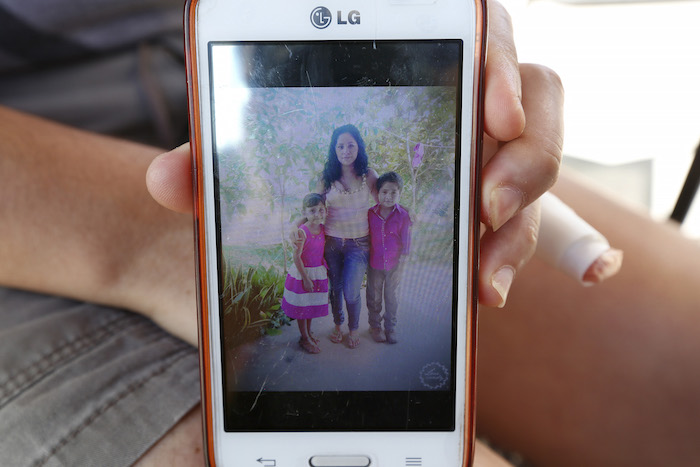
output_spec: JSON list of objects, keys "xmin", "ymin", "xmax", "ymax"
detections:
[
  {"xmin": 245, "ymin": 89, "xmax": 325, "ymax": 272},
  {"xmin": 365, "ymin": 87, "xmax": 457, "ymax": 213},
  {"xmin": 217, "ymin": 150, "xmax": 250, "ymax": 223}
]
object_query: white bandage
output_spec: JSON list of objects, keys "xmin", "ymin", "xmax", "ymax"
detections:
[{"xmin": 536, "ymin": 192, "xmax": 610, "ymax": 286}]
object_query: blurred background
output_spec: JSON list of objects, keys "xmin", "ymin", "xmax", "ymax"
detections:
[{"xmin": 499, "ymin": 0, "xmax": 700, "ymax": 237}]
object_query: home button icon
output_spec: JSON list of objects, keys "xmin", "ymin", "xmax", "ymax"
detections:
[{"xmin": 309, "ymin": 455, "xmax": 371, "ymax": 467}]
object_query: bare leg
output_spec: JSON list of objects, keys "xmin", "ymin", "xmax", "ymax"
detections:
[
  {"xmin": 297, "ymin": 318, "xmax": 310, "ymax": 340},
  {"xmin": 135, "ymin": 407, "xmax": 204, "ymax": 467},
  {"xmin": 306, "ymin": 319, "xmax": 319, "ymax": 344},
  {"xmin": 297, "ymin": 319, "xmax": 320, "ymax": 353},
  {"xmin": 477, "ymin": 170, "xmax": 700, "ymax": 466}
]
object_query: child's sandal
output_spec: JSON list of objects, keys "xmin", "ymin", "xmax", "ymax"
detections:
[{"xmin": 299, "ymin": 338, "xmax": 320, "ymax": 354}]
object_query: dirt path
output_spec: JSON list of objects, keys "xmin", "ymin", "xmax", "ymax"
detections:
[{"xmin": 229, "ymin": 260, "xmax": 455, "ymax": 392}]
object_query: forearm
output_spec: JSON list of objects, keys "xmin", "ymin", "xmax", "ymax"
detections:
[
  {"xmin": 292, "ymin": 253, "xmax": 309, "ymax": 282},
  {"xmin": 0, "ymin": 106, "xmax": 196, "ymax": 343},
  {"xmin": 477, "ymin": 169, "xmax": 700, "ymax": 466}
]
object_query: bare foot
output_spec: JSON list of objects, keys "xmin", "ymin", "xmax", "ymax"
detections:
[
  {"xmin": 330, "ymin": 327, "xmax": 343, "ymax": 344},
  {"xmin": 299, "ymin": 337, "xmax": 321, "ymax": 354},
  {"xmin": 347, "ymin": 331, "xmax": 360, "ymax": 349}
]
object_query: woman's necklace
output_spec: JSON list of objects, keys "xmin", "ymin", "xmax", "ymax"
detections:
[{"xmin": 334, "ymin": 174, "xmax": 366, "ymax": 194}]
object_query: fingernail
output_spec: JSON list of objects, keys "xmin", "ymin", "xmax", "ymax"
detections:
[
  {"xmin": 491, "ymin": 266, "xmax": 515, "ymax": 308},
  {"xmin": 582, "ymin": 248, "xmax": 624, "ymax": 284},
  {"xmin": 489, "ymin": 185, "xmax": 524, "ymax": 231}
]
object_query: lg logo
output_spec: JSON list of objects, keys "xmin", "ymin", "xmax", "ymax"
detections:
[
  {"xmin": 310, "ymin": 6, "xmax": 332, "ymax": 29},
  {"xmin": 310, "ymin": 6, "xmax": 360, "ymax": 29}
]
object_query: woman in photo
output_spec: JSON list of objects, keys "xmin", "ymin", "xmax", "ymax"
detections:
[{"xmin": 294, "ymin": 124, "xmax": 378, "ymax": 348}]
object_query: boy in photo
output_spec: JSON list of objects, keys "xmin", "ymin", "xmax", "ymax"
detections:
[{"xmin": 366, "ymin": 171, "xmax": 412, "ymax": 344}]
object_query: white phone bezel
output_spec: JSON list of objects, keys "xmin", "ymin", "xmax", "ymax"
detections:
[{"xmin": 188, "ymin": 0, "xmax": 482, "ymax": 465}]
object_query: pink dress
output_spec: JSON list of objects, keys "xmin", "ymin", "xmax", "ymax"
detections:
[{"xmin": 281, "ymin": 224, "xmax": 329, "ymax": 319}]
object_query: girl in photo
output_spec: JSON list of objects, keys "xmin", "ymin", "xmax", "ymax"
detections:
[{"xmin": 282, "ymin": 194, "xmax": 330, "ymax": 354}]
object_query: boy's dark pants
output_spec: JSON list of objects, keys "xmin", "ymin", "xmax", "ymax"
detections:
[{"xmin": 366, "ymin": 263, "xmax": 403, "ymax": 332}]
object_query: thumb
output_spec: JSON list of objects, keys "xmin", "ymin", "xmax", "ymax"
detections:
[{"xmin": 146, "ymin": 143, "xmax": 194, "ymax": 214}]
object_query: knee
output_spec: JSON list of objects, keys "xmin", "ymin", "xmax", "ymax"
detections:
[{"xmin": 344, "ymin": 286, "xmax": 362, "ymax": 304}]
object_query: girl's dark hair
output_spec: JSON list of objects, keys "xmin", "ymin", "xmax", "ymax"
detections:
[
  {"xmin": 302, "ymin": 193, "xmax": 325, "ymax": 210},
  {"xmin": 321, "ymin": 124, "xmax": 369, "ymax": 190}
]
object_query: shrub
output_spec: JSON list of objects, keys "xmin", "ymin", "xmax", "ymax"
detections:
[{"xmin": 220, "ymin": 262, "xmax": 290, "ymax": 349}]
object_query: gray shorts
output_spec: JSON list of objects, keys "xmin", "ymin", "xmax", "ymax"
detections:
[{"xmin": 0, "ymin": 287, "xmax": 200, "ymax": 467}]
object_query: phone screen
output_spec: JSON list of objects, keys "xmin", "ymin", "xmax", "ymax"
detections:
[{"xmin": 207, "ymin": 40, "xmax": 466, "ymax": 432}]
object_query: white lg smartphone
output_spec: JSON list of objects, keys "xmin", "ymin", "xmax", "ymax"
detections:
[{"xmin": 185, "ymin": 1, "xmax": 486, "ymax": 465}]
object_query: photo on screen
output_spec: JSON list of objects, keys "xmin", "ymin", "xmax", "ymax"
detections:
[{"xmin": 208, "ymin": 41, "xmax": 464, "ymax": 430}]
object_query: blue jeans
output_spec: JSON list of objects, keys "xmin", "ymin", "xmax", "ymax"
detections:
[
  {"xmin": 324, "ymin": 236, "xmax": 370, "ymax": 331},
  {"xmin": 0, "ymin": 287, "xmax": 199, "ymax": 466}
]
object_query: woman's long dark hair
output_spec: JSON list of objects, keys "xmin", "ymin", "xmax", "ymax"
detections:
[{"xmin": 321, "ymin": 124, "xmax": 369, "ymax": 190}]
